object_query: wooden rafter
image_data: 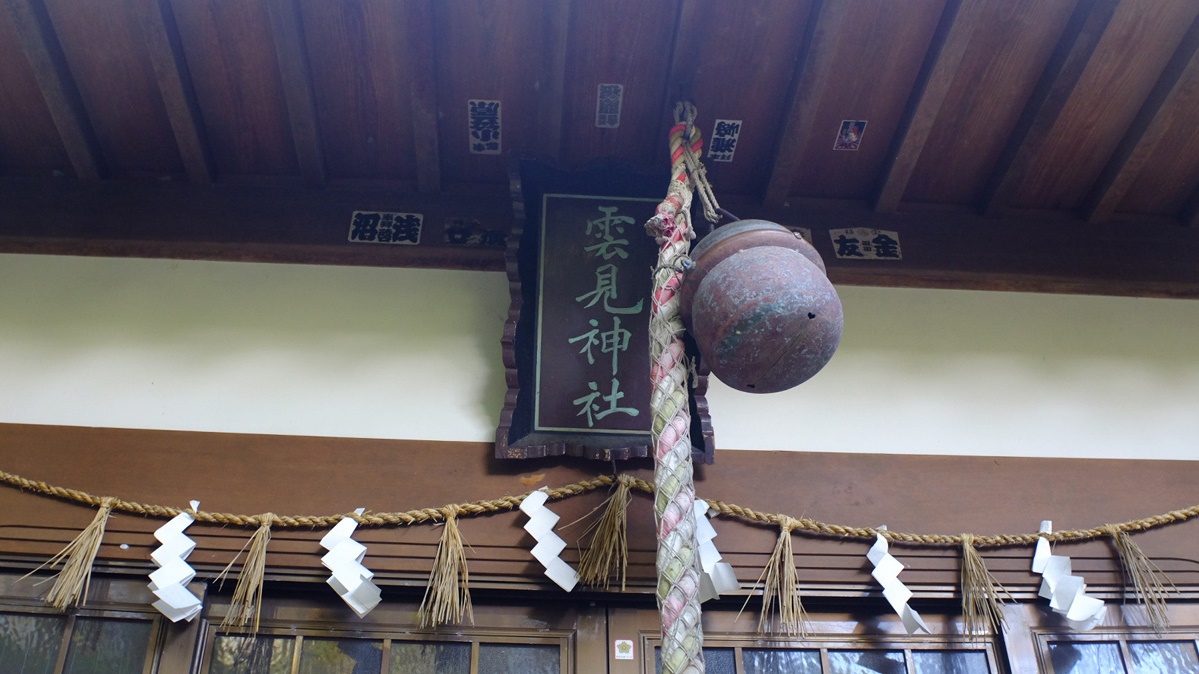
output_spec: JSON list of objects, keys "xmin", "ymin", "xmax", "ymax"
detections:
[
  {"xmin": 762, "ymin": 0, "xmax": 854, "ymax": 208},
  {"xmin": 981, "ymin": 0, "xmax": 1119, "ymax": 217},
  {"xmin": 3, "ymin": 0, "xmax": 103, "ymax": 181},
  {"xmin": 265, "ymin": 0, "xmax": 325, "ymax": 186},
  {"xmin": 405, "ymin": 0, "xmax": 441, "ymax": 193},
  {"xmin": 1083, "ymin": 13, "xmax": 1199, "ymax": 224},
  {"xmin": 138, "ymin": 0, "xmax": 212, "ymax": 184},
  {"xmin": 874, "ymin": 0, "xmax": 985, "ymax": 213}
]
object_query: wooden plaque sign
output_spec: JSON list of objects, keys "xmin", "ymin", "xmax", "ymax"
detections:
[{"xmin": 497, "ymin": 159, "xmax": 714, "ymax": 461}]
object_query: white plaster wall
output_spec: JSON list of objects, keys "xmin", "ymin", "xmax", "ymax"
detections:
[{"xmin": 2, "ymin": 253, "xmax": 1197, "ymax": 460}]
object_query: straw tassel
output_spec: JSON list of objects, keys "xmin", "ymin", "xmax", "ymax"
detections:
[
  {"xmin": 577, "ymin": 474, "xmax": 633, "ymax": 591},
  {"xmin": 960, "ymin": 534, "xmax": 1010, "ymax": 636},
  {"xmin": 1104, "ymin": 525, "xmax": 1174, "ymax": 631},
  {"xmin": 28, "ymin": 496, "xmax": 117, "ymax": 610},
  {"xmin": 217, "ymin": 514, "xmax": 274, "ymax": 632},
  {"xmin": 418, "ymin": 507, "xmax": 473, "ymax": 628},
  {"xmin": 752, "ymin": 517, "xmax": 806, "ymax": 636}
]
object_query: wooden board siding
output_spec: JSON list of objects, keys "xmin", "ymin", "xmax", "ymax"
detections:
[{"xmin": 1, "ymin": 423, "xmax": 1197, "ymax": 599}]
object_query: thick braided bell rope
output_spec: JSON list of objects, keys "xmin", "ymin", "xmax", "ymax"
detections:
[{"xmin": 643, "ymin": 106, "xmax": 705, "ymax": 674}]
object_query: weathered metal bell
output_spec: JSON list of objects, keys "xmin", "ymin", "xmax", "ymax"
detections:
[{"xmin": 680, "ymin": 220, "xmax": 843, "ymax": 393}]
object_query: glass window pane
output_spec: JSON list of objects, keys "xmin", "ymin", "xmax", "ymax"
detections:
[
  {"xmin": 744, "ymin": 649, "xmax": 822, "ymax": 674},
  {"xmin": 299, "ymin": 638, "xmax": 382, "ymax": 674},
  {"xmin": 829, "ymin": 650, "xmax": 906, "ymax": 674},
  {"xmin": 478, "ymin": 643, "xmax": 557, "ymax": 674},
  {"xmin": 703, "ymin": 648, "xmax": 735, "ymax": 674},
  {"xmin": 1049, "ymin": 641, "xmax": 1126, "ymax": 674},
  {"xmin": 62, "ymin": 617, "xmax": 153, "ymax": 674},
  {"xmin": 0, "ymin": 612, "xmax": 66, "ymax": 674},
  {"xmin": 913, "ymin": 650, "xmax": 991, "ymax": 674},
  {"xmin": 391, "ymin": 641, "xmax": 471, "ymax": 674},
  {"xmin": 1129, "ymin": 641, "xmax": 1199, "ymax": 674},
  {"xmin": 209, "ymin": 634, "xmax": 296, "ymax": 674}
]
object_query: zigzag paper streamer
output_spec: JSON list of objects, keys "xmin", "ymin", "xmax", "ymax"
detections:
[
  {"xmin": 519, "ymin": 489, "xmax": 578, "ymax": 592},
  {"xmin": 319, "ymin": 508, "xmax": 382, "ymax": 618},
  {"xmin": 867, "ymin": 528, "xmax": 930, "ymax": 635},
  {"xmin": 148, "ymin": 500, "xmax": 203, "ymax": 622},
  {"xmin": 695, "ymin": 499, "xmax": 740, "ymax": 602},
  {"xmin": 1032, "ymin": 520, "xmax": 1106, "ymax": 630}
]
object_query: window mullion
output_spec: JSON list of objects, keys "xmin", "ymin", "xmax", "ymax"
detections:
[
  {"xmin": 903, "ymin": 648, "xmax": 916, "ymax": 674},
  {"xmin": 52, "ymin": 613, "xmax": 76, "ymax": 674},
  {"xmin": 290, "ymin": 634, "xmax": 304, "ymax": 674},
  {"xmin": 380, "ymin": 638, "xmax": 392, "ymax": 674}
]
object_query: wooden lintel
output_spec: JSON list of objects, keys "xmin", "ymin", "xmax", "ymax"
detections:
[
  {"xmin": 721, "ymin": 195, "xmax": 1199, "ymax": 300},
  {"xmin": 404, "ymin": 0, "xmax": 441, "ymax": 193},
  {"xmin": 138, "ymin": 0, "xmax": 213, "ymax": 184},
  {"xmin": 762, "ymin": 0, "xmax": 855, "ymax": 208},
  {"xmin": 0, "ymin": 179, "xmax": 509, "ymax": 271},
  {"xmin": 3, "ymin": 179, "xmax": 1199, "ymax": 299},
  {"xmin": 265, "ymin": 0, "xmax": 325, "ymax": 187},
  {"xmin": 981, "ymin": 0, "xmax": 1119, "ymax": 218},
  {"xmin": 1083, "ymin": 13, "xmax": 1199, "ymax": 224},
  {"xmin": 874, "ymin": 0, "xmax": 985, "ymax": 213},
  {"xmin": 3, "ymin": 0, "xmax": 103, "ymax": 181}
]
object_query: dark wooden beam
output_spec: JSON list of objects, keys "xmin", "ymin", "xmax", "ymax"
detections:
[
  {"xmin": 3, "ymin": 0, "xmax": 103, "ymax": 181},
  {"xmin": 981, "ymin": 0, "xmax": 1120, "ymax": 217},
  {"xmin": 265, "ymin": 0, "xmax": 325, "ymax": 186},
  {"xmin": 535, "ymin": 0, "xmax": 571, "ymax": 161},
  {"xmin": 1183, "ymin": 189, "xmax": 1199, "ymax": 229},
  {"xmin": 874, "ymin": 0, "xmax": 986, "ymax": 212},
  {"xmin": 404, "ymin": 0, "xmax": 441, "ymax": 193},
  {"xmin": 763, "ymin": 0, "xmax": 855, "ymax": 208},
  {"xmin": 137, "ymin": 0, "xmax": 213, "ymax": 184},
  {"xmin": 0, "ymin": 179, "xmax": 508, "ymax": 270},
  {"xmin": 1083, "ymin": 13, "xmax": 1199, "ymax": 223},
  {"xmin": 2, "ymin": 178, "xmax": 1198, "ymax": 299}
]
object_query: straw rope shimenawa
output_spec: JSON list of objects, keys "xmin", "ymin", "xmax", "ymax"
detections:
[
  {"xmin": 3, "ymin": 467, "xmax": 1195, "ymax": 628},
  {"xmin": 4, "ymin": 467, "xmax": 1199, "ymax": 548}
]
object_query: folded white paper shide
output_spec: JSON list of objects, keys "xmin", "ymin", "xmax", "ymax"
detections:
[
  {"xmin": 1032, "ymin": 520, "xmax": 1105, "ymax": 631},
  {"xmin": 148, "ymin": 500, "xmax": 203, "ymax": 622},
  {"xmin": 694, "ymin": 499, "xmax": 740, "ymax": 602},
  {"xmin": 519, "ymin": 489, "xmax": 579, "ymax": 592},
  {"xmin": 867, "ymin": 527, "xmax": 930, "ymax": 635},
  {"xmin": 320, "ymin": 508, "xmax": 382, "ymax": 618}
]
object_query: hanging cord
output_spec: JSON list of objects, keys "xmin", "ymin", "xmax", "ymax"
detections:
[{"xmin": 674, "ymin": 101, "xmax": 721, "ymax": 226}]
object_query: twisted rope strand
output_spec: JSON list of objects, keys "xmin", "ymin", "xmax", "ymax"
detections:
[{"xmin": 2, "ymin": 467, "xmax": 1197, "ymax": 548}]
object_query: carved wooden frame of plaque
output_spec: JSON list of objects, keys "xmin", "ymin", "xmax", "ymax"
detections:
[{"xmin": 496, "ymin": 158, "xmax": 714, "ymax": 462}]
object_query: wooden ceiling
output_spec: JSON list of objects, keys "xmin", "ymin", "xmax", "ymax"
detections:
[{"xmin": 3, "ymin": 0, "xmax": 1199, "ymax": 297}]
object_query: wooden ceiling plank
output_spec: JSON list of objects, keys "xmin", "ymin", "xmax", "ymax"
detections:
[
  {"xmin": 405, "ymin": 0, "xmax": 441, "ymax": 193},
  {"xmin": 1082, "ymin": 13, "xmax": 1199, "ymax": 224},
  {"xmin": 138, "ymin": 0, "xmax": 212, "ymax": 184},
  {"xmin": 535, "ymin": 0, "xmax": 571, "ymax": 162},
  {"xmin": 763, "ymin": 0, "xmax": 855, "ymax": 208},
  {"xmin": 2, "ymin": 0, "xmax": 103, "ymax": 181},
  {"xmin": 874, "ymin": 0, "xmax": 986, "ymax": 213},
  {"xmin": 266, "ymin": 0, "xmax": 325, "ymax": 187},
  {"xmin": 980, "ymin": 0, "xmax": 1120, "ymax": 218}
]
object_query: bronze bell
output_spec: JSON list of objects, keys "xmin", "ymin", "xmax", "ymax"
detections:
[{"xmin": 679, "ymin": 219, "xmax": 843, "ymax": 393}]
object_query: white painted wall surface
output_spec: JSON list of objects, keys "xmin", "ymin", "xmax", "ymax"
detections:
[{"xmin": 2, "ymin": 253, "xmax": 1197, "ymax": 460}]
